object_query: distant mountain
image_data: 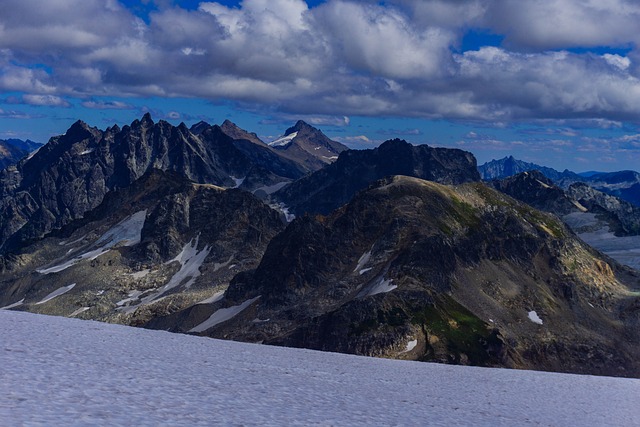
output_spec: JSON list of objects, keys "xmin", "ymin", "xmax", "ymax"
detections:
[
  {"xmin": 273, "ymin": 138, "xmax": 480, "ymax": 216},
  {"xmin": 478, "ymin": 156, "xmax": 640, "ymax": 207},
  {"xmin": 219, "ymin": 119, "xmax": 265, "ymax": 146},
  {"xmin": 0, "ymin": 138, "xmax": 41, "ymax": 170},
  {"xmin": 217, "ymin": 120, "xmax": 308, "ymax": 192},
  {"xmin": 478, "ymin": 156, "xmax": 580, "ymax": 181},
  {"xmin": 267, "ymin": 120, "xmax": 348, "ymax": 173},
  {"xmin": 0, "ymin": 114, "xmax": 301, "ymax": 253},
  {"xmin": 149, "ymin": 175, "xmax": 640, "ymax": 377},
  {"xmin": 581, "ymin": 171, "xmax": 640, "ymax": 206}
]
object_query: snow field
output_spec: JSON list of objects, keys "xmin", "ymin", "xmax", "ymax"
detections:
[{"xmin": 2, "ymin": 310, "xmax": 639, "ymax": 426}]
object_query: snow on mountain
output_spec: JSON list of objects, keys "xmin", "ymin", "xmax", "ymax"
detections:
[
  {"xmin": 36, "ymin": 210, "xmax": 147, "ymax": 275},
  {"xmin": 2, "ymin": 310, "xmax": 639, "ymax": 426},
  {"xmin": 268, "ymin": 131, "xmax": 298, "ymax": 147}
]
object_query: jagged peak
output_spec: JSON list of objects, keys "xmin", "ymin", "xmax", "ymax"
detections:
[{"xmin": 131, "ymin": 113, "xmax": 155, "ymax": 129}]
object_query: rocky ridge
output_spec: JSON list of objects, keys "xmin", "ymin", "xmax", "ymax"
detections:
[{"xmin": 0, "ymin": 115, "xmax": 305, "ymax": 253}]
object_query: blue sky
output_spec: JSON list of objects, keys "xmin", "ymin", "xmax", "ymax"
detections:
[{"xmin": 1, "ymin": 0, "xmax": 640, "ymax": 171}]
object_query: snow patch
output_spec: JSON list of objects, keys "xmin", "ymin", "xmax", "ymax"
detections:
[
  {"xmin": 213, "ymin": 255, "xmax": 234, "ymax": 272},
  {"xmin": 120, "ymin": 237, "xmax": 211, "ymax": 313},
  {"xmin": 535, "ymin": 179, "xmax": 551, "ymax": 189},
  {"xmin": 196, "ymin": 291, "xmax": 225, "ymax": 305},
  {"xmin": 271, "ymin": 202, "xmax": 295, "ymax": 222},
  {"xmin": 528, "ymin": 311, "xmax": 543, "ymax": 325},
  {"xmin": 229, "ymin": 176, "xmax": 245, "ymax": 188},
  {"xmin": 252, "ymin": 181, "xmax": 290, "ymax": 195},
  {"xmin": 189, "ymin": 296, "xmax": 260, "ymax": 333},
  {"xmin": 0, "ymin": 299, "xmax": 24, "ymax": 310},
  {"xmin": 359, "ymin": 267, "xmax": 372, "ymax": 275},
  {"xmin": 37, "ymin": 210, "xmax": 147, "ymax": 275},
  {"xmin": 268, "ymin": 131, "xmax": 298, "ymax": 147},
  {"xmin": 80, "ymin": 148, "xmax": 94, "ymax": 155},
  {"xmin": 359, "ymin": 276, "xmax": 397, "ymax": 298},
  {"xmin": 69, "ymin": 307, "xmax": 90, "ymax": 317},
  {"xmin": 36, "ymin": 284, "xmax": 76, "ymax": 305},
  {"xmin": 403, "ymin": 339, "xmax": 418, "ymax": 353},
  {"xmin": 354, "ymin": 250, "xmax": 372, "ymax": 273}
]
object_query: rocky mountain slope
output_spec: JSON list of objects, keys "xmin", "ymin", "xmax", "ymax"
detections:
[
  {"xmin": 148, "ymin": 176, "xmax": 640, "ymax": 377},
  {"xmin": 0, "ymin": 169, "xmax": 285, "ymax": 327},
  {"xmin": 267, "ymin": 120, "xmax": 348, "ymax": 173},
  {"xmin": 273, "ymin": 138, "xmax": 480, "ymax": 216},
  {"xmin": 0, "ymin": 115, "xmax": 302, "ymax": 253},
  {"xmin": 0, "ymin": 138, "xmax": 41, "ymax": 170}
]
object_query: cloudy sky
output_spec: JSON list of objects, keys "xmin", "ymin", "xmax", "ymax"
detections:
[{"xmin": 2, "ymin": 0, "xmax": 640, "ymax": 171}]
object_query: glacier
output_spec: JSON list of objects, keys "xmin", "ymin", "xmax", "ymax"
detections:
[{"xmin": 1, "ymin": 310, "xmax": 638, "ymax": 426}]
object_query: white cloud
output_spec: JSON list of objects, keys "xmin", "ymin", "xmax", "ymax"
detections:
[
  {"xmin": 483, "ymin": 0, "xmax": 640, "ymax": 50},
  {"xmin": 1, "ymin": 0, "xmax": 640, "ymax": 125},
  {"xmin": 21, "ymin": 94, "xmax": 70, "ymax": 107}
]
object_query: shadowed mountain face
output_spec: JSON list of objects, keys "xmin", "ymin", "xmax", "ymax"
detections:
[
  {"xmin": 148, "ymin": 176, "xmax": 640, "ymax": 377},
  {"xmin": 0, "ymin": 115, "xmax": 300, "ymax": 253},
  {"xmin": 274, "ymin": 138, "xmax": 481, "ymax": 216}
]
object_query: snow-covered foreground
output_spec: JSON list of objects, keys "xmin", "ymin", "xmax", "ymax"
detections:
[{"xmin": 1, "ymin": 311, "xmax": 639, "ymax": 426}]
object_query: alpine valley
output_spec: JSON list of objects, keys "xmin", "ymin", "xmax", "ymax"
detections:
[{"xmin": 2, "ymin": 115, "xmax": 640, "ymax": 378}]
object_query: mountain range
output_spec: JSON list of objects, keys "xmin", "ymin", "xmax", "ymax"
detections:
[
  {"xmin": 1, "ymin": 115, "xmax": 639, "ymax": 378},
  {"xmin": 479, "ymin": 156, "xmax": 640, "ymax": 206}
]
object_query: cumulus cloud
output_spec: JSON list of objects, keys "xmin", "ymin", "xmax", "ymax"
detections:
[
  {"xmin": 483, "ymin": 0, "xmax": 640, "ymax": 50},
  {"xmin": 1, "ymin": 0, "xmax": 640, "ymax": 125}
]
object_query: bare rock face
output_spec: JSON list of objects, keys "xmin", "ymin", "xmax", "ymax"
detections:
[
  {"xmin": 0, "ymin": 169, "xmax": 285, "ymax": 327},
  {"xmin": 156, "ymin": 176, "xmax": 640, "ymax": 377},
  {"xmin": 0, "ymin": 115, "xmax": 297, "ymax": 253},
  {"xmin": 274, "ymin": 138, "xmax": 481, "ymax": 216}
]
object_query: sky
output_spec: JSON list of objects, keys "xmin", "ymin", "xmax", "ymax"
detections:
[{"xmin": 1, "ymin": 0, "xmax": 640, "ymax": 171}]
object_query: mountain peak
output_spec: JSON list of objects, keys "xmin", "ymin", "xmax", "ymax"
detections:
[
  {"xmin": 190, "ymin": 121, "xmax": 211, "ymax": 135},
  {"xmin": 285, "ymin": 120, "xmax": 314, "ymax": 135}
]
